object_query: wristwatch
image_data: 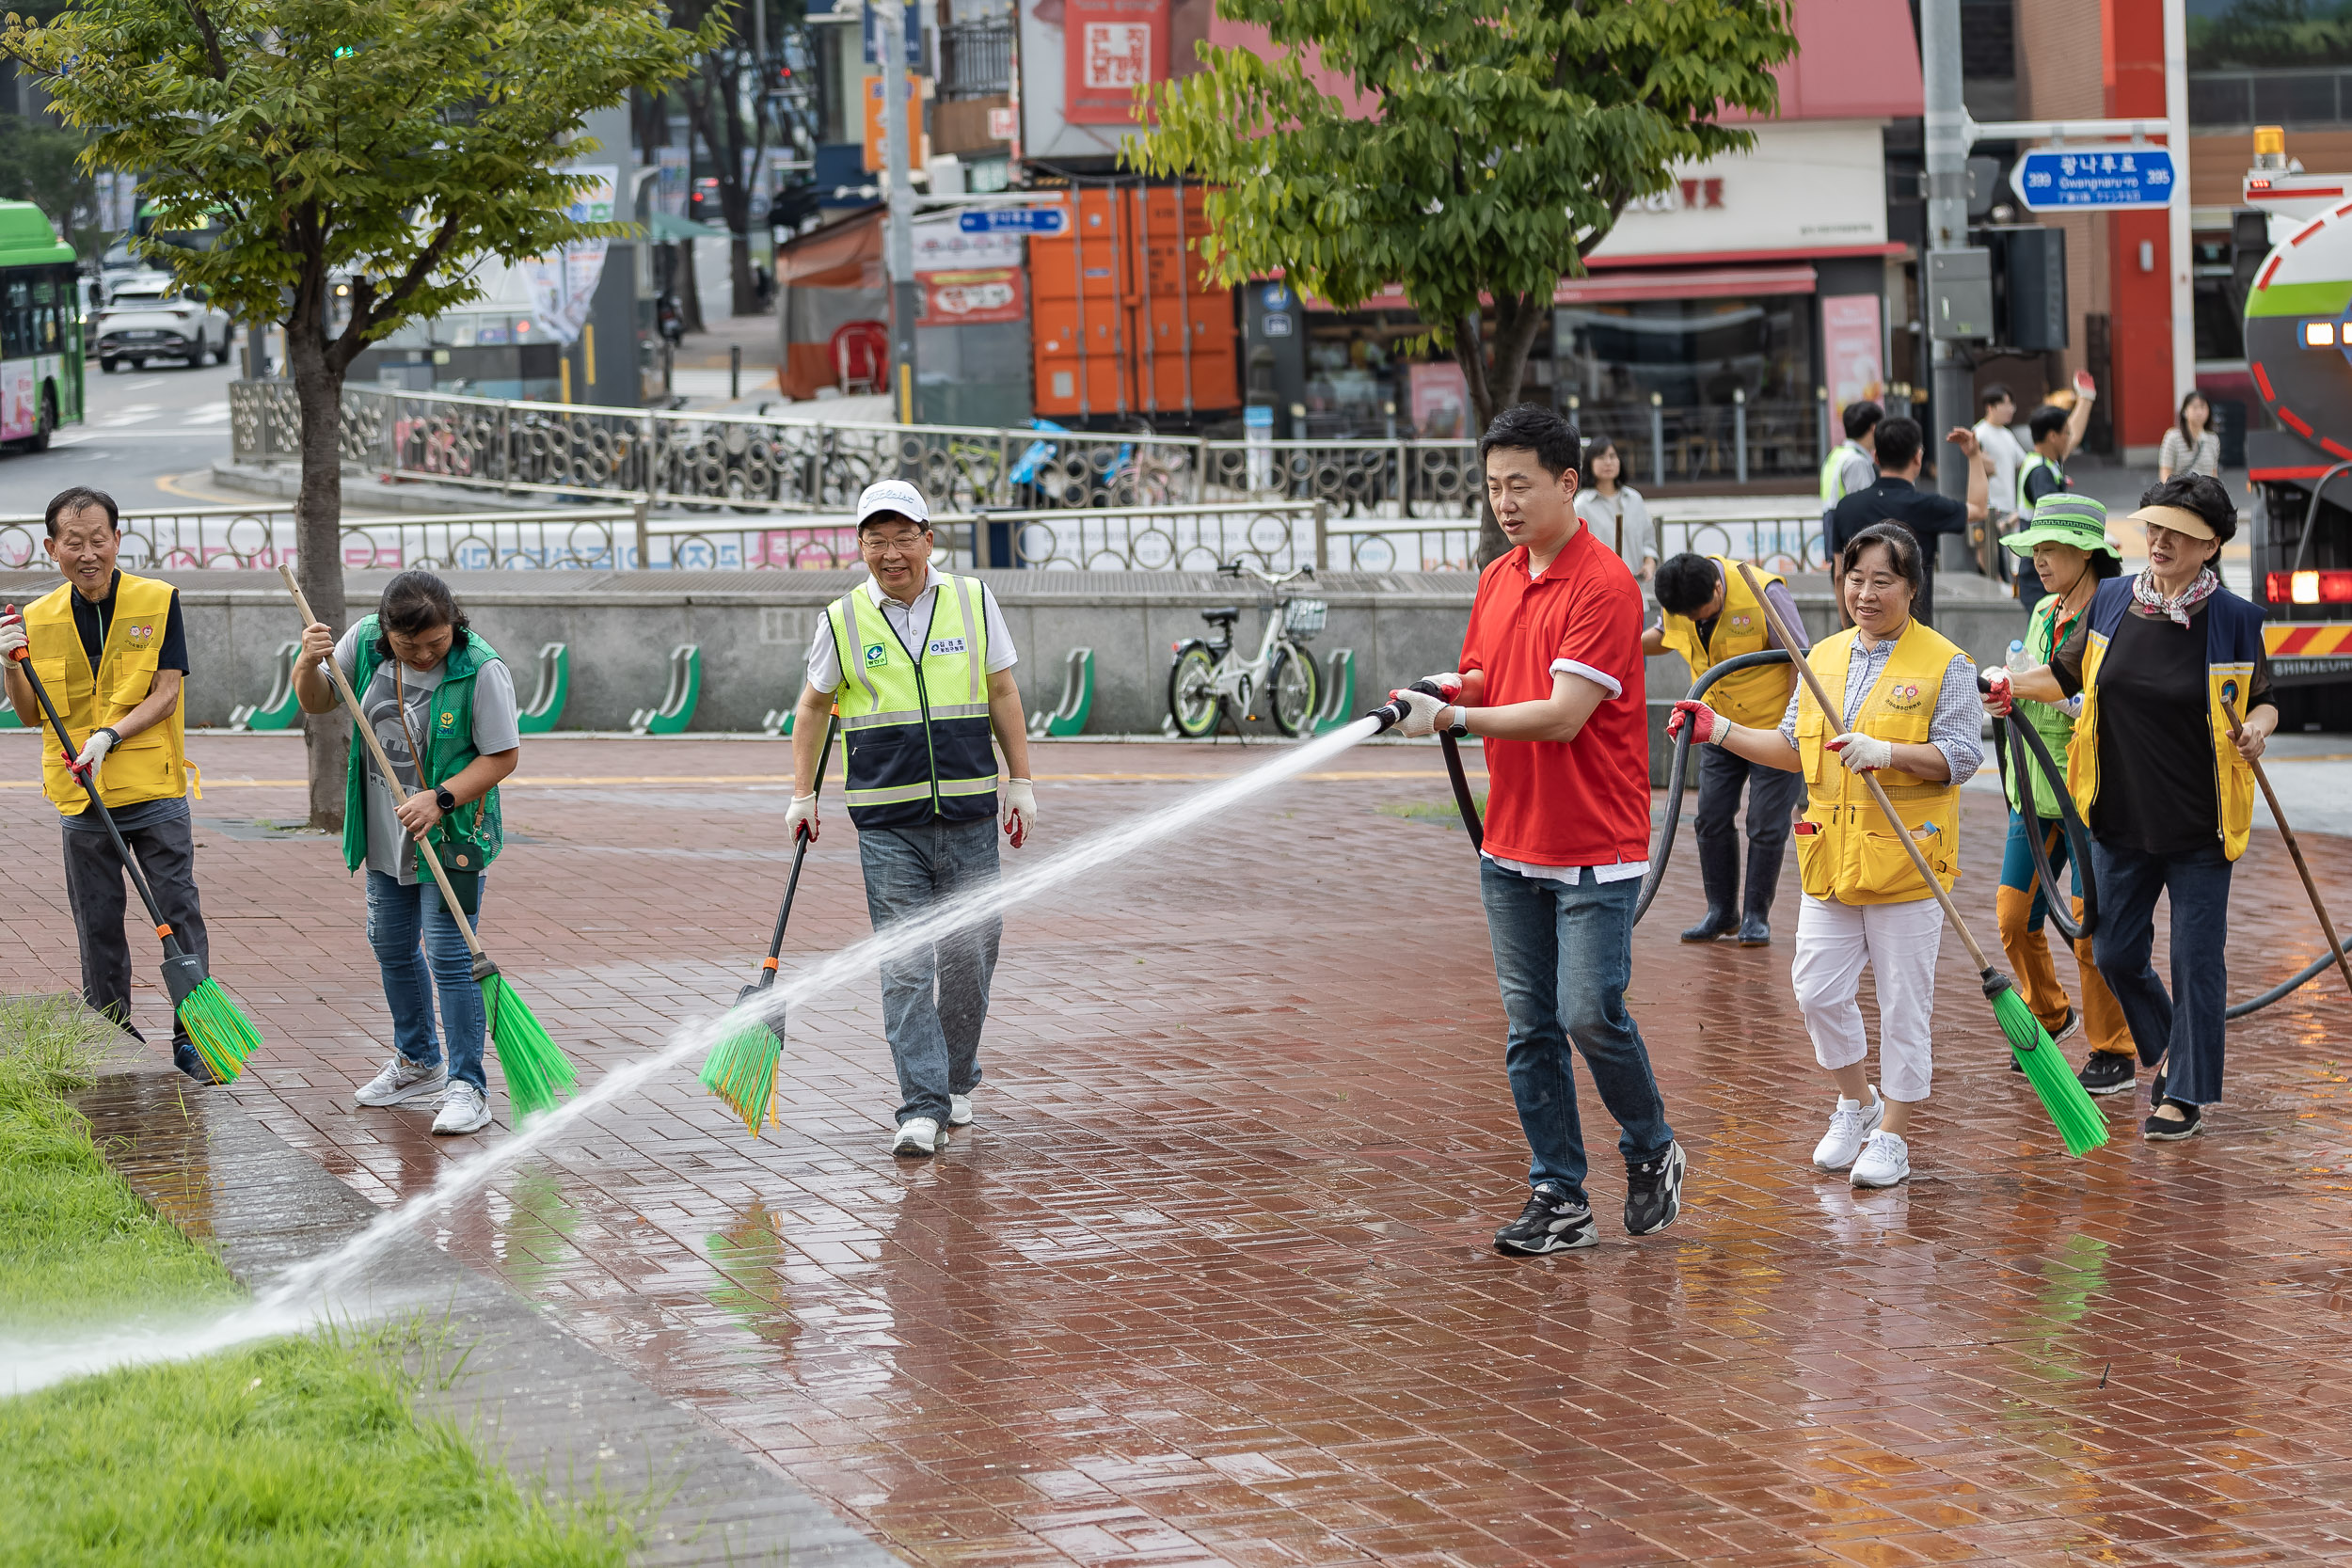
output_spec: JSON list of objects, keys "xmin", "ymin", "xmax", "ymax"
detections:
[
  {"xmin": 1444, "ymin": 705, "xmax": 1470, "ymax": 740},
  {"xmin": 434, "ymin": 785, "xmax": 457, "ymax": 814}
]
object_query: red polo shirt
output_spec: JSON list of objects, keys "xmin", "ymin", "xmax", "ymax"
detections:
[{"xmin": 1459, "ymin": 526, "xmax": 1651, "ymax": 869}]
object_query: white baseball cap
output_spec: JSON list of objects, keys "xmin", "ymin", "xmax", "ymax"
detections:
[{"xmin": 854, "ymin": 478, "xmax": 930, "ymax": 530}]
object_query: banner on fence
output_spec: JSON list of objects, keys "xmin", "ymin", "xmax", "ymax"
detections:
[{"xmin": 521, "ymin": 165, "xmax": 618, "ymax": 345}]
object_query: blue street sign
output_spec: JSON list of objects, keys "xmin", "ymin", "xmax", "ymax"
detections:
[
  {"xmin": 2010, "ymin": 147, "xmax": 2177, "ymax": 211},
  {"xmin": 958, "ymin": 206, "xmax": 1068, "ymax": 235}
]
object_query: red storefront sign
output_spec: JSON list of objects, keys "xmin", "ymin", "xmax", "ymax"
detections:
[
  {"xmin": 918, "ymin": 267, "xmax": 1026, "ymax": 326},
  {"xmin": 1064, "ymin": 0, "xmax": 1168, "ymax": 125}
]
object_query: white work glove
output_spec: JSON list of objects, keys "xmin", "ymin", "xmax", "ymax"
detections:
[
  {"xmin": 783, "ymin": 793, "xmax": 819, "ymax": 844},
  {"xmin": 1422, "ymin": 672, "xmax": 1465, "ymax": 702},
  {"xmin": 1979, "ymin": 665, "xmax": 2014, "ymax": 718},
  {"xmin": 0, "ymin": 604, "xmax": 25, "ymax": 661},
  {"xmin": 1667, "ymin": 700, "xmax": 1725, "ymax": 746},
  {"xmin": 1002, "ymin": 777, "xmax": 1037, "ymax": 848},
  {"xmin": 73, "ymin": 726, "xmax": 119, "ymax": 784},
  {"xmin": 1386, "ymin": 687, "xmax": 1447, "ymax": 738},
  {"xmin": 1826, "ymin": 731, "xmax": 1893, "ymax": 772}
]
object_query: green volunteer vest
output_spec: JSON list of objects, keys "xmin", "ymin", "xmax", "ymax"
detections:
[
  {"xmin": 2017, "ymin": 451, "xmax": 2064, "ymax": 504},
  {"xmin": 1820, "ymin": 441, "xmax": 1863, "ymax": 505},
  {"xmin": 2004, "ymin": 593, "xmax": 2082, "ymax": 820},
  {"xmin": 827, "ymin": 576, "xmax": 998, "ymax": 830},
  {"xmin": 342, "ymin": 617, "xmax": 507, "ymax": 878}
]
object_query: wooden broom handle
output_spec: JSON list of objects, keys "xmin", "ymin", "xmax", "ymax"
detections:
[
  {"xmin": 1733, "ymin": 562, "xmax": 1994, "ymax": 973},
  {"xmin": 2221, "ymin": 693, "xmax": 2352, "ymax": 999},
  {"xmin": 278, "ymin": 565, "xmax": 487, "ymax": 961}
]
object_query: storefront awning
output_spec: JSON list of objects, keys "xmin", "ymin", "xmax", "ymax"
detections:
[
  {"xmin": 1555, "ymin": 264, "xmax": 1817, "ymax": 304},
  {"xmin": 1302, "ymin": 263, "xmax": 1821, "ymax": 313}
]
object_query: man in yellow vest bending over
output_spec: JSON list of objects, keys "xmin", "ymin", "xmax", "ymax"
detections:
[
  {"xmin": 1, "ymin": 487, "xmax": 214, "ymax": 1081},
  {"xmin": 1644, "ymin": 553, "xmax": 1810, "ymax": 945},
  {"xmin": 782, "ymin": 479, "xmax": 1038, "ymax": 1157}
]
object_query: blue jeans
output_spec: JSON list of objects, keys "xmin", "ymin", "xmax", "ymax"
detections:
[
  {"xmin": 365, "ymin": 871, "xmax": 486, "ymax": 1090},
  {"xmin": 1479, "ymin": 860, "xmax": 1675, "ymax": 1203},
  {"xmin": 2090, "ymin": 839, "xmax": 2233, "ymax": 1104},
  {"xmin": 859, "ymin": 816, "xmax": 1001, "ymax": 1126}
]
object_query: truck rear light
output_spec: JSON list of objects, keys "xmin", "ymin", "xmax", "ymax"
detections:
[{"xmin": 2267, "ymin": 570, "xmax": 2352, "ymax": 604}]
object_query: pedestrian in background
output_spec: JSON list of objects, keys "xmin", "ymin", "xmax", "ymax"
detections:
[
  {"xmin": 1972, "ymin": 384, "xmax": 2029, "ymax": 523},
  {"xmin": 1819, "ymin": 401, "xmax": 1882, "ymax": 557},
  {"xmin": 1389, "ymin": 403, "xmax": 1687, "ymax": 1253},
  {"xmin": 1576, "ymin": 436, "xmax": 1657, "ymax": 586},
  {"xmin": 2158, "ymin": 390, "xmax": 2221, "ymax": 482},
  {"xmin": 1828, "ymin": 417, "xmax": 1990, "ymax": 629}
]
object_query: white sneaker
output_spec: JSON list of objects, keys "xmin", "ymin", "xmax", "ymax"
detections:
[
  {"xmin": 431, "ymin": 1080, "xmax": 492, "ymax": 1135},
  {"xmin": 1812, "ymin": 1089, "xmax": 1884, "ymax": 1170},
  {"xmin": 892, "ymin": 1116, "xmax": 940, "ymax": 1156},
  {"xmin": 1850, "ymin": 1130, "xmax": 1912, "ymax": 1189},
  {"xmin": 947, "ymin": 1093, "xmax": 974, "ymax": 1127},
  {"xmin": 356, "ymin": 1054, "xmax": 446, "ymax": 1107}
]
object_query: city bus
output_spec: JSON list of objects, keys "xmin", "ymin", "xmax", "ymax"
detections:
[{"xmin": 0, "ymin": 199, "xmax": 85, "ymax": 452}]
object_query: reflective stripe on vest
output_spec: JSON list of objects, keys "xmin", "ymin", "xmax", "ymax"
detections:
[
  {"xmin": 1660, "ymin": 558, "xmax": 1788, "ymax": 728},
  {"xmin": 1792, "ymin": 620, "xmax": 1965, "ymax": 906},
  {"xmin": 24, "ymin": 574, "xmax": 189, "ymax": 816},
  {"xmin": 828, "ymin": 576, "xmax": 998, "ymax": 828}
]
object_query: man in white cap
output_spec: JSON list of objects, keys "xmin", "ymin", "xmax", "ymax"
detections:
[{"xmin": 782, "ymin": 478, "xmax": 1039, "ymax": 1155}]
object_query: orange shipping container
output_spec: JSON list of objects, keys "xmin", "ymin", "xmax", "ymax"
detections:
[{"xmin": 1030, "ymin": 185, "xmax": 1237, "ymax": 420}]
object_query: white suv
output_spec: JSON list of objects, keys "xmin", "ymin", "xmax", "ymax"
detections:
[{"xmin": 95, "ymin": 277, "xmax": 234, "ymax": 372}]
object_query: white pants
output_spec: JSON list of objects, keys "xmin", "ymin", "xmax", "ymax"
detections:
[{"xmin": 1791, "ymin": 893, "xmax": 1946, "ymax": 1103}]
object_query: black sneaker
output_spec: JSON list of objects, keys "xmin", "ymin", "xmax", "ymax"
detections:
[
  {"xmin": 2143, "ymin": 1101, "xmax": 2201, "ymax": 1141},
  {"xmin": 2078, "ymin": 1052, "xmax": 2136, "ymax": 1096},
  {"xmin": 1623, "ymin": 1141, "xmax": 1688, "ymax": 1236},
  {"xmin": 1493, "ymin": 1185, "xmax": 1597, "ymax": 1255}
]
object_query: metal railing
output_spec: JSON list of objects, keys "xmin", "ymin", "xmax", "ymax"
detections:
[{"xmin": 938, "ymin": 21, "xmax": 1013, "ymax": 100}]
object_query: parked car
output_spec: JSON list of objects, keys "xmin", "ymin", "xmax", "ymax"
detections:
[{"xmin": 95, "ymin": 281, "xmax": 232, "ymax": 372}]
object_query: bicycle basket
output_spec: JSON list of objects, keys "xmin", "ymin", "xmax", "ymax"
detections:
[{"xmin": 1280, "ymin": 597, "xmax": 1328, "ymax": 640}]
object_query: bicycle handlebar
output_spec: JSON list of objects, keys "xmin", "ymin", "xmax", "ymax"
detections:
[{"xmin": 1218, "ymin": 559, "xmax": 1315, "ymax": 588}]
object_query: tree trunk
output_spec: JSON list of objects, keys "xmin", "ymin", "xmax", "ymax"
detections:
[
  {"xmin": 678, "ymin": 240, "xmax": 706, "ymax": 334},
  {"xmin": 289, "ymin": 330, "xmax": 351, "ymax": 832},
  {"xmin": 729, "ymin": 232, "xmax": 755, "ymax": 317},
  {"xmin": 1462, "ymin": 291, "xmax": 1557, "ymax": 567}
]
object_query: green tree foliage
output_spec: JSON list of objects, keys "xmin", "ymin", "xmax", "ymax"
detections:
[
  {"xmin": 0, "ymin": 115, "xmax": 96, "ymax": 253},
  {"xmin": 4, "ymin": 0, "xmax": 712, "ymax": 826},
  {"xmin": 2187, "ymin": 0, "xmax": 2352, "ymax": 71},
  {"xmin": 1133, "ymin": 0, "xmax": 1796, "ymax": 561}
]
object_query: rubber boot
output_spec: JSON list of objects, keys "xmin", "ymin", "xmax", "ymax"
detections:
[
  {"xmin": 1683, "ymin": 813, "xmax": 1740, "ymax": 942},
  {"xmin": 1738, "ymin": 829, "xmax": 1787, "ymax": 945}
]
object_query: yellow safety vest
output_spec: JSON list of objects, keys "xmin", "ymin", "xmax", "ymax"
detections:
[
  {"xmin": 1793, "ymin": 619, "xmax": 1964, "ymax": 906},
  {"xmin": 1659, "ymin": 558, "xmax": 1790, "ymax": 727},
  {"xmin": 23, "ymin": 573, "xmax": 191, "ymax": 816},
  {"xmin": 826, "ymin": 575, "xmax": 998, "ymax": 829}
]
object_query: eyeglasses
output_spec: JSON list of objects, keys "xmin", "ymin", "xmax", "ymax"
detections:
[{"xmin": 860, "ymin": 531, "xmax": 930, "ymax": 553}]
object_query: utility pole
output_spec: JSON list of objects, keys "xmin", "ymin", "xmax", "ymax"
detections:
[
  {"xmin": 879, "ymin": 0, "xmax": 918, "ymax": 424},
  {"xmin": 2164, "ymin": 0, "xmax": 2194, "ymax": 410},
  {"xmin": 1920, "ymin": 0, "xmax": 1975, "ymax": 517}
]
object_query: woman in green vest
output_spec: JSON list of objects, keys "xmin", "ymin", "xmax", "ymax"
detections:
[
  {"xmin": 294, "ymin": 572, "xmax": 519, "ymax": 1135},
  {"xmin": 1992, "ymin": 497, "xmax": 2133, "ymax": 1090}
]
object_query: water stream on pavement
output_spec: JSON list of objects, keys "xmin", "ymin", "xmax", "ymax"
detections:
[{"xmin": 3, "ymin": 718, "xmax": 1383, "ymax": 1395}]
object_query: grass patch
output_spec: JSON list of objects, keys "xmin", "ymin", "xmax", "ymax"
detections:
[
  {"xmin": 0, "ymin": 997, "xmax": 631, "ymax": 1567},
  {"xmin": 1378, "ymin": 794, "xmax": 1486, "ymax": 829}
]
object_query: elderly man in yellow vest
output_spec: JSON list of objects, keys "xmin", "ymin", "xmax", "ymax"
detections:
[
  {"xmin": 781, "ymin": 479, "xmax": 1038, "ymax": 1158},
  {"xmin": 1644, "ymin": 553, "xmax": 1811, "ymax": 945},
  {"xmin": 1, "ymin": 487, "xmax": 214, "ymax": 1081}
]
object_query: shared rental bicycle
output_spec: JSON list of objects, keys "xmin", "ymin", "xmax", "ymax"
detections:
[{"xmin": 1167, "ymin": 561, "xmax": 1326, "ymax": 737}]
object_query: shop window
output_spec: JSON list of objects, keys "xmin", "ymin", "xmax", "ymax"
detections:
[{"xmin": 1552, "ymin": 294, "xmax": 1816, "ymax": 483}]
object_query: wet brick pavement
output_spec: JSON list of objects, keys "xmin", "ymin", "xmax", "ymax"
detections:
[{"xmin": 8, "ymin": 730, "xmax": 2352, "ymax": 1567}]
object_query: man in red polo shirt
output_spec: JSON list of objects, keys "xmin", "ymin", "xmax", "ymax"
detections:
[{"xmin": 1388, "ymin": 404, "xmax": 1686, "ymax": 1254}]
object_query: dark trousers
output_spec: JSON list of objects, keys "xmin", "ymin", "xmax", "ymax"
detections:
[
  {"xmin": 2090, "ymin": 838, "xmax": 2233, "ymax": 1104},
  {"xmin": 62, "ymin": 812, "xmax": 210, "ymax": 1077},
  {"xmin": 1692, "ymin": 742, "xmax": 1806, "ymax": 923},
  {"xmin": 859, "ymin": 815, "xmax": 1002, "ymax": 1127}
]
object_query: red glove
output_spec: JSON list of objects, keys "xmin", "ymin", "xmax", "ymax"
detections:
[
  {"xmin": 1980, "ymin": 665, "xmax": 2014, "ymax": 718},
  {"xmin": 1666, "ymin": 700, "xmax": 1724, "ymax": 746}
]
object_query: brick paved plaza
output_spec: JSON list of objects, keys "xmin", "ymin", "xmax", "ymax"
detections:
[{"xmin": 9, "ymin": 731, "xmax": 2352, "ymax": 1566}]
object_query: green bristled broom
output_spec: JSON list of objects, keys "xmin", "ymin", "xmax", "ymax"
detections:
[
  {"xmin": 8, "ymin": 631, "xmax": 264, "ymax": 1081},
  {"xmin": 1735, "ymin": 563, "xmax": 2108, "ymax": 1157},
  {"xmin": 278, "ymin": 567, "xmax": 575, "ymax": 1120},
  {"xmin": 701, "ymin": 715, "xmax": 837, "ymax": 1136}
]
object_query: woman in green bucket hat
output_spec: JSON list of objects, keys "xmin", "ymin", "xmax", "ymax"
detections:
[{"xmin": 1988, "ymin": 496, "xmax": 2136, "ymax": 1091}]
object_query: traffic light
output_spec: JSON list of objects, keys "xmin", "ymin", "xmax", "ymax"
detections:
[{"xmin": 1993, "ymin": 226, "xmax": 2067, "ymax": 353}]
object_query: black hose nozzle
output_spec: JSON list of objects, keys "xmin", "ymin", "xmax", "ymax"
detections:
[{"xmin": 1364, "ymin": 677, "xmax": 1452, "ymax": 734}]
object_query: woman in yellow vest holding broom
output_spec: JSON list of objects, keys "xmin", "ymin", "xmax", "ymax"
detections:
[{"xmin": 1666, "ymin": 523, "xmax": 1981, "ymax": 1188}]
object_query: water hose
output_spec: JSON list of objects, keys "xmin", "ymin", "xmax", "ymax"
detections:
[{"xmin": 1632, "ymin": 648, "xmax": 1794, "ymax": 927}]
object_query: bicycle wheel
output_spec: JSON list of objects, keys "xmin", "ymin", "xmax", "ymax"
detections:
[
  {"xmin": 1168, "ymin": 641, "xmax": 1223, "ymax": 737},
  {"xmin": 1266, "ymin": 642, "xmax": 1321, "ymax": 736}
]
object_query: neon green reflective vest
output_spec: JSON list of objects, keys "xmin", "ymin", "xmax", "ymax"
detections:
[
  {"xmin": 827, "ymin": 577, "xmax": 998, "ymax": 829},
  {"xmin": 1820, "ymin": 441, "xmax": 1868, "ymax": 506},
  {"xmin": 342, "ymin": 616, "xmax": 505, "ymax": 878}
]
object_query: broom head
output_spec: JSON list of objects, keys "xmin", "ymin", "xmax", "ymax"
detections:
[
  {"xmin": 1986, "ymin": 970, "xmax": 2109, "ymax": 1156},
  {"xmin": 482, "ymin": 971, "xmax": 577, "ymax": 1122},
  {"xmin": 177, "ymin": 976, "xmax": 264, "ymax": 1084},
  {"xmin": 699, "ymin": 997, "xmax": 786, "ymax": 1138}
]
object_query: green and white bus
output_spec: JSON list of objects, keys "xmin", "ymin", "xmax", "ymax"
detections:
[{"xmin": 1, "ymin": 199, "xmax": 85, "ymax": 451}]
